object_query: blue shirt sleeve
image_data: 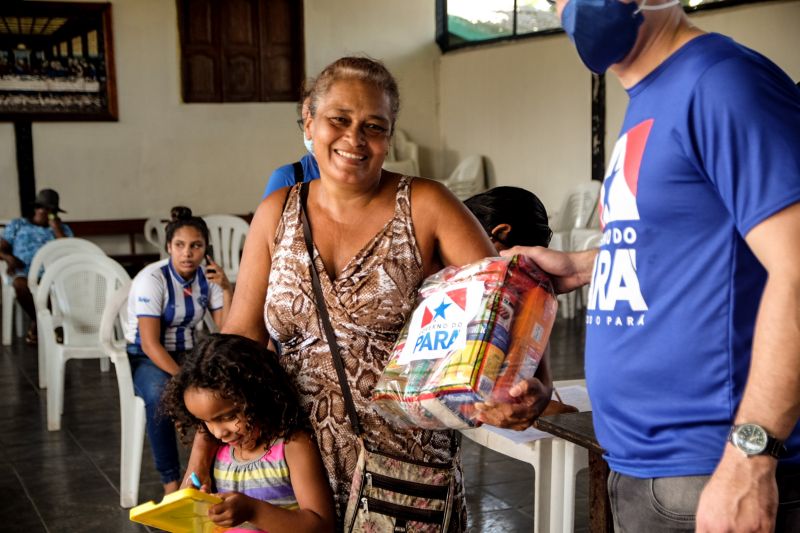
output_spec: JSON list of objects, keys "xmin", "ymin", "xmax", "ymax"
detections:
[
  {"xmin": 263, "ymin": 164, "xmax": 298, "ymax": 199},
  {"xmin": 61, "ymin": 224, "xmax": 74, "ymax": 238},
  {"xmin": 688, "ymin": 54, "xmax": 800, "ymax": 235},
  {"xmin": 2, "ymin": 218, "xmax": 21, "ymax": 246}
]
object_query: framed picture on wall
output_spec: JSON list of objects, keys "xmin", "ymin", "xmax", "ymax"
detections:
[{"xmin": 0, "ymin": 2, "xmax": 117, "ymax": 121}]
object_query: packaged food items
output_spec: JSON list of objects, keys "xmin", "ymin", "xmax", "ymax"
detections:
[{"xmin": 371, "ymin": 255, "xmax": 557, "ymax": 430}]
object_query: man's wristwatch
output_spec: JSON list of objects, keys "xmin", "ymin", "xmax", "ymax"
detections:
[{"xmin": 728, "ymin": 423, "xmax": 787, "ymax": 458}]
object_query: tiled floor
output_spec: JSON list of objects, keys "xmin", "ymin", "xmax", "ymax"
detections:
[{"xmin": 0, "ymin": 315, "xmax": 587, "ymax": 532}]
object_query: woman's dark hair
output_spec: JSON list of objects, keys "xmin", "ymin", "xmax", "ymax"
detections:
[
  {"xmin": 306, "ymin": 56, "xmax": 400, "ymax": 134},
  {"xmin": 164, "ymin": 206, "xmax": 210, "ymax": 250},
  {"xmin": 464, "ymin": 186, "xmax": 553, "ymax": 247},
  {"xmin": 162, "ymin": 333, "xmax": 306, "ymax": 447}
]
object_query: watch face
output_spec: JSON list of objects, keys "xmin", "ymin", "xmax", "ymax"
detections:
[{"xmin": 732, "ymin": 424, "xmax": 768, "ymax": 455}]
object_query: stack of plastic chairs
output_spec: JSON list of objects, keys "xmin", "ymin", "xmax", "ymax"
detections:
[
  {"xmin": 202, "ymin": 214, "xmax": 250, "ymax": 283},
  {"xmin": 143, "ymin": 217, "xmax": 168, "ymax": 259},
  {"xmin": 548, "ymin": 182, "xmax": 602, "ymax": 318},
  {"xmin": 36, "ymin": 252, "xmax": 130, "ymax": 431},
  {"xmin": 99, "ymin": 280, "xmax": 147, "ymax": 508},
  {"xmin": 440, "ymin": 155, "xmax": 487, "ymax": 200},
  {"xmin": 29, "ymin": 238, "xmax": 106, "ymax": 388},
  {"xmin": 1, "ymin": 261, "xmax": 25, "ymax": 346},
  {"xmin": 1, "ymin": 225, "xmax": 26, "ymax": 345},
  {"xmin": 382, "ymin": 129, "xmax": 420, "ymax": 176}
]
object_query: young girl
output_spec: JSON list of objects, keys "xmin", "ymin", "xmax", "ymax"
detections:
[
  {"xmin": 126, "ymin": 206, "xmax": 232, "ymax": 494},
  {"xmin": 162, "ymin": 333, "xmax": 335, "ymax": 533}
]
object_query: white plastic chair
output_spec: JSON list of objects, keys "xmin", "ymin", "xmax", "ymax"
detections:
[
  {"xmin": 382, "ymin": 158, "xmax": 418, "ymax": 176},
  {"xmin": 1, "ymin": 225, "xmax": 26, "ymax": 345},
  {"xmin": 1, "ymin": 259, "xmax": 26, "ymax": 345},
  {"xmin": 548, "ymin": 182, "xmax": 602, "ymax": 319},
  {"xmin": 99, "ymin": 280, "xmax": 146, "ymax": 508},
  {"xmin": 383, "ymin": 129, "xmax": 420, "ymax": 176},
  {"xmin": 460, "ymin": 428, "xmax": 555, "ymax": 532},
  {"xmin": 28, "ymin": 238, "xmax": 106, "ymax": 388},
  {"xmin": 143, "ymin": 217, "xmax": 168, "ymax": 259},
  {"xmin": 548, "ymin": 181, "xmax": 601, "ymax": 252},
  {"xmin": 28, "ymin": 237, "xmax": 105, "ymax": 302},
  {"xmin": 36, "ymin": 253, "xmax": 131, "ymax": 431},
  {"xmin": 440, "ymin": 155, "xmax": 487, "ymax": 200},
  {"xmin": 460, "ymin": 379, "xmax": 590, "ymax": 533},
  {"xmin": 202, "ymin": 215, "xmax": 250, "ymax": 283}
]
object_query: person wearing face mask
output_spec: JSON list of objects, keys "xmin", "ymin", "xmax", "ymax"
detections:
[
  {"xmin": 262, "ymin": 93, "xmax": 321, "ymax": 199},
  {"xmin": 0, "ymin": 188, "xmax": 73, "ymax": 345},
  {"xmin": 508, "ymin": 0, "xmax": 800, "ymax": 531}
]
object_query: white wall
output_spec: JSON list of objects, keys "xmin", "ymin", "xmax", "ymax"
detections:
[
  {"xmin": 303, "ymin": 0, "xmax": 441, "ymax": 177},
  {"xmin": 2, "ymin": 0, "xmax": 798, "ymax": 226},
  {"xmin": 439, "ymin": 34, "xmax": 591, "ymax": 211},
  {"xmin": 0, "ymin": 0, "xmax": 440, "ymax": 222},
  {"xmin": 440, "ymin": 0, "xmax": 800, "ymax": 214}
]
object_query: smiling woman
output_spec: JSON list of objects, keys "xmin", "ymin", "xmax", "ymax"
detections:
[{"xmin": 181, "ymin": 56, "xmax": 528, "ymax": 530}]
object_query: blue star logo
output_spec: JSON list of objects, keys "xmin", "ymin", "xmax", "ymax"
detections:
[
  {"xmin": 432, "ymin": 300, "xmax": 451, "ymax": 321},
  {"xmin": 601, "ymin": 165, "xmax": 618, "ymax": 216}
]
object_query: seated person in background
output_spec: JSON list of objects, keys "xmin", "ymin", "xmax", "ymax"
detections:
[
  {"xmin": 464, "ymin": 186, "xmax": 552, "ymax": 252},
  {"xmin": 162, "ymin": 333, "xmax": 335, "ymax": 533},
  {"xmin": 0, "ymin": 188, "xmax": 72, "ymax": 344},
  {"xmin": 465, "ymin": 186, "xmax": 577, "ymax": 416},
  {"xmin": 262, "ymin": 93, "xmax": 320, "ymax": 199},
  {"xmin": 126, "ymin": 206, "xmax": 232, "ymax": 495}
]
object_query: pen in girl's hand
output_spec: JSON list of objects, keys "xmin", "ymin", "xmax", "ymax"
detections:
[{"xmin": 190, "ymin": 471, "xmax": 202, "ymax": 489}]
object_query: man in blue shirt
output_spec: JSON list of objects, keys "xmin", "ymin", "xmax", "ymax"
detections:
[
  {"xmin": 262, "ymin": 97, "xmax": 320, "ymax": 199},
  {"xmin": 0, "ymin": 189, "xmax": 73, "ymax": 343},
  {"xmin": 500, "ymin": 0, "xmax": 800, "ymax": 531}
]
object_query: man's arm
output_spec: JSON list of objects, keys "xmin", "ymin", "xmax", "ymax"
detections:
[
  {"xmin": 696, "ymin": 201, "xmax": 800, "ymax": 533},
  {"xmin": 501, "ymin": 246, "xmax": 598, "ymax": 294},
  {"xmin": 0, "ymin": 238, "xmax": 24, "ymax": 274}
]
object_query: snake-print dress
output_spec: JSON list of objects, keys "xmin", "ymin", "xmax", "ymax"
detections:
[{"xmin": 264, "ymin": 177, "xmax": 466, "ymax": 530}]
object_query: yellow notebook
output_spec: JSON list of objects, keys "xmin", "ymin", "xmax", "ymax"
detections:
[{"xmin": 129, "ymin": 488, "xmax": 228, "ymax": 532}]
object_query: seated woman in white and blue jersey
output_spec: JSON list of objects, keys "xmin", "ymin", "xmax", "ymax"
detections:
[{"xmin": 125, "ymin": 206, "xmax": 232, "ymax": 495}]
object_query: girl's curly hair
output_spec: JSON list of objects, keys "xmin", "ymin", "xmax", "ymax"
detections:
[{"xmin": 162, "ymin": 333, "xmax": 306, "ymax": 448}]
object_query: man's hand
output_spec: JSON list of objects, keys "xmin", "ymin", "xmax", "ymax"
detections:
[
  {"xmin": 695, "ymin": 446, "xmax": 778, "ymax": 533},
  {"xmin": 3, "ymin": 255, "xmax": 24, "ymax": 275},
  {"xmin": 474, "ymin": 377, "xmax": 553, "ymax": 430},
  {"xmin": 500, "ymin": 246, "xmax": 597, "ymax": 294},
  {"xmin": 208, "ymin": 491, "xmax": 255, "ymax": 528}
]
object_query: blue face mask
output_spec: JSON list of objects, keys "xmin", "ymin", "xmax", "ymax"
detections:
[
  {"xmin": 561, "ymin": 0, "xmax": 644, "ymax": 74},
  {"xmin": 303, "ymin": 133, "xmax": 313, "ymax": 154}
]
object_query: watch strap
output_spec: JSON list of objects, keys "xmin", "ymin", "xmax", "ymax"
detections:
[{"xmin": 764, "ymin": 435, "xmax": 787, "ymax": 459}]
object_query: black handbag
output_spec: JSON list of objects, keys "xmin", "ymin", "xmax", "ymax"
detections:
[{"xmin": 299, "ymin": 182, "xmax": 458, "ymax": 532}]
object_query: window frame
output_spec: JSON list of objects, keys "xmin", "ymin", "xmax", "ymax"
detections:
[{"xmin": 436, "ymin": 0, "xmax": 780, "ymax": 53}]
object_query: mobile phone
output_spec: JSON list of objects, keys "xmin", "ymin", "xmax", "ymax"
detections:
[{"xmin": 205, "ymin": 245, "xmax": 216, "ymax": 273}]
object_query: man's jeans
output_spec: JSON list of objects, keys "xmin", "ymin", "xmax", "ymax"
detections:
[
  {"xmin": 608, "ymin": 465, "xmax": 800, "ymax": 532},
  {"xmin": 127, "ymin": 345, "xmax": 185, "ymax": 485}
]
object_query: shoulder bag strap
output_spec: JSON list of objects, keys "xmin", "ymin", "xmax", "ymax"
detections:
[
  {"xmin": 293, "ymin": 161, "xmax": 304, "ymax": 184},
  {"xmin": 298, "ymin": 181, "xmax": 364, "ymax": 437}
]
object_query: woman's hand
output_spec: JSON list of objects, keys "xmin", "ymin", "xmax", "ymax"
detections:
[
  {"xmin": 208, "ymin": 492, "xmax": 255, "ymax": 528},
  {"xmin": 474, "ymin": 377, "xmax": 553, "ymax": 430},
  {"xmin": 205, "ymin": 256, "xmax": 231, "ymax": 292}
]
